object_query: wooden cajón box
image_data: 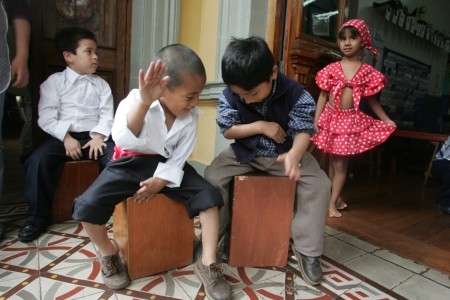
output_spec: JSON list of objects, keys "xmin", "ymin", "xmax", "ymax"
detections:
[
  {"xmin": 113, "ymin": 195, "xmax": 194, "ymax": 279},
  {"xmin": 229, "ymin": 174, "xmax": 296, "ymax": 267},
  {"xmin": 52, "ymin": 160, "xmax": 99, "ymax": 223}
]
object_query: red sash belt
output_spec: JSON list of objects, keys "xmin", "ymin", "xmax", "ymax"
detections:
[{"xmin": 112, "ymin": 146, "xmax": 158, "ymax": 160}]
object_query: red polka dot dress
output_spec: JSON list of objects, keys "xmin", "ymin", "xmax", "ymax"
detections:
[{"xmin": 311, "ymin": 62, "xmax": 395, "ymax": 156}]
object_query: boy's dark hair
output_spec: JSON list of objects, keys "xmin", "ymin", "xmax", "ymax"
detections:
[
  {"xmin": 54, "ymin": 27, "xmax": 97, "ymax": 61},
  {"xmin": 155, "ymin": 44, "xmax": 206, "ymax": 91},
  {"xmin": 221, "ymin": 36, "xmax": 274, "ymax": 91},
  {"xmin": 338, "ymin": 26, "xmax": 360, "ymax": 40}
]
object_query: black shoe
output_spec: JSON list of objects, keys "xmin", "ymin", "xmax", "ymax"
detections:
[
  {"xmin": 0, "ymin": 222, "xmax": 4, "ymax": 240},
  {"xmin": 291, "ymin": 245, "xmax": 323, "ymax": 286},
  {"xmin": 18, "ymin": 222, "xmax": 49, "ymax": 242}
]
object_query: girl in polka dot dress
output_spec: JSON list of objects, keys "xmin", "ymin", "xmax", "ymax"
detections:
[{"xmin": 311, "ymin": 19, "xmax": 396, "ymax": 218}]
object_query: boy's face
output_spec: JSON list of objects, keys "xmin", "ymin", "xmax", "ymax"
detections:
[
  {"xmin": 63, "ymin": 38, "xmax": 98, "ymax": 75},
  {"xmin": 229, "ymin": 66, "xmax": 277, "ymax": 104},
  {"xmin": 160, "ymin": 73, "xmax": 206, "ymax": 118}
]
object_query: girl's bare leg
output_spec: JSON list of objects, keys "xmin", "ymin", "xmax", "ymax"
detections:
[
  {"xmin": 328, "ymin": 157, "xmax": 348, "ymax": 211},
  {"xmin": 198, "ymin": 206, "xmax": 219, "ymax": 265},
  {"xmin": 329, "ymin": 155, "xmax": 349, "ymax": 217}
]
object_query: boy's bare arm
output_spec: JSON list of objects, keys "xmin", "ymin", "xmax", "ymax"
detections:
[
  {"xmin": 127, "ymin": 60, "xmax": 170, "ymax": 136},
  {"xmin": 224, "ymin": 120, "xmax": 287, "ymax": 144}
]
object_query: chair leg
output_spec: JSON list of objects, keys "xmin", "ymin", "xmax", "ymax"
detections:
[{"xmin": 423, "ymin": 141, "xmax": 440, "ymax": 187}]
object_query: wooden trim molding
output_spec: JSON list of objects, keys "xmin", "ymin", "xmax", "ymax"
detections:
[
  {"xmin": 200, "ymin": 81, "xmax": 226, "ymax": 100},
  {"xmin": 284, "ymin": 0, "xmax": 347, "ymax": 99}
]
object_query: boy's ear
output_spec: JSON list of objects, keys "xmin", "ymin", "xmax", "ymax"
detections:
[
  {"xmin": 63, "ymin": 51, "xmax": 74, "ymax": 64},
  {"xmin": 271, "ymin": 65, "xmax": 278, "ymax": 79}
]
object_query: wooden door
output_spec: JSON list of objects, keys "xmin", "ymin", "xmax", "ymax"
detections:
[
  {"xmin": 29, "ymin": 0, "xmax": 132, "ymax": 146},
  {"xmin": 278, "ymin": 0, "xmax": 347, "ymax": 100}
]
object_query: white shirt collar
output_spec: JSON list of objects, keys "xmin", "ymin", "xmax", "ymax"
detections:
[{"xmin": 65, "ymin": 67, "xmax": 96, "ymax": 85}]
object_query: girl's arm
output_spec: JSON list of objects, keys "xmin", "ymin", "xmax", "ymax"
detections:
[
  {"xmin": 366, "ymin": 95, "xmax": 396, "ymax": 126},
  {"xmin": 314, "ymin": 90, "xmax": 328, "ymax": 127}
]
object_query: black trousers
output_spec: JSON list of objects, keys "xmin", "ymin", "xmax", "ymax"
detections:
[
  {"xmin": 72, "ymin": 155, "xmax": 223, "ymax": 225},
  {"xmin": 431, "ymin": 158, "xmax": 450, "ymax": 207},
  {"xmin": 23, "ymin": 132, "xmax": 114, "ymax": 224}
]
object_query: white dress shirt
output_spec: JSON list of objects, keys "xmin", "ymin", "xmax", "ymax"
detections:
[
  {"xmin": 38, "ymin": 67, "xmax": 114, "ymax": 141},
  {"xmin": 112, "ymin": 89, "xmax": 200, "ymax": 188}
]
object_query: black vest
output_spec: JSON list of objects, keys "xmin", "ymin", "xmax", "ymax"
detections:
[{"xmin": 223, "ymin": 73, "xmax": 305, "ymax": 163}]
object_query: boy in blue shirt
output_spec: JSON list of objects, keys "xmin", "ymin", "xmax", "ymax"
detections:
[{"xmin": 205, "ymin": 36, "xmax": 330, "ymax": 286}]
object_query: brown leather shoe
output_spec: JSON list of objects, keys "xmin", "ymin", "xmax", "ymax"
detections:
[
  {"xmin": 194, "ymin": 257, "xmax": 231, "ymax": 300},
  {"xmin": 99, "ymin": 239, "xmax": 130, "ymax": 290}
]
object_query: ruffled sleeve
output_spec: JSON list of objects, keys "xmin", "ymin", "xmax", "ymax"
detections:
[
  {"xmin": 315, "ymin": 64, "xmax": 333, "ymax": 92},
  {"xmin": 362, "ymin": 65, "xmax": 387, "ymax": 97}
]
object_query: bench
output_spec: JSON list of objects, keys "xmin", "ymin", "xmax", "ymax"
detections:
[
  {"xmin": 52, "ymin": 160, "xmax": 99, "ymax": 223},
  {"xmin": 113, "ymin": 195, "xmax": 194, "ymax": 279},
  {"xmin": 391, "ymin": 130, "xmax": 448, "ymax": 186},
  {"xmin": 228, "ymin": 173, "xmax": 296, "ymax": 267}
]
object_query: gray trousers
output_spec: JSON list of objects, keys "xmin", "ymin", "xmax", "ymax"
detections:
[{"xmin": 204, "ymin": 146, "xmax": 330, "ymax": 257}]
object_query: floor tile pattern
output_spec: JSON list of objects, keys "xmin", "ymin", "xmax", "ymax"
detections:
[{"xmin": 0, "ymin": 201, "xmax": 408, "ymax": 300}]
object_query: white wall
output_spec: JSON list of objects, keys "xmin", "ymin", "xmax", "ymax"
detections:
[{"xmin": 357, "ymin": 0, "xmax": 449, "ymax": 96}]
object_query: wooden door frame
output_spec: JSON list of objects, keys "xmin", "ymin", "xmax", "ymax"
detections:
[
  {"xmin": 270, "ymin": 0, "xmax": 346, "ymax": 99},
  {"xmin": 267, "ymin": 0, "xmax": 286, "ymax": 67}
]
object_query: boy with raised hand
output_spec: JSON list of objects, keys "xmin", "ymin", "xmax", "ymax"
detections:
[{"xmin": 72, "ymin": 44, "xmax": 231, "ymax": 299}]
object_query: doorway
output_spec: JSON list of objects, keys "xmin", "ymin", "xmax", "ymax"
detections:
[{"xmin": 2, "ymin": 0, "xmax": 133, "ymax": 204}]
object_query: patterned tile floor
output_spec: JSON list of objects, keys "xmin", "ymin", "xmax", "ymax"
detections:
[{"xmin": 0, "ymin": 198, "xmax": 449, "ymax": 300}]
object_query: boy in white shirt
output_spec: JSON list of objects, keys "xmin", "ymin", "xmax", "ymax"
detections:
[
  {"xmin": 19, "ymin": 27, "xmax": 114, "ymax": 242},
  {"xmin": 72, "ymin": 44, "xmax": 231, "ymax": 299}
]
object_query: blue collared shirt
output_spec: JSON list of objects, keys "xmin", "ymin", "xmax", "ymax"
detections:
[{"xmin": 435, "ymin": 136, "xmax": 450, "ymax": 161}]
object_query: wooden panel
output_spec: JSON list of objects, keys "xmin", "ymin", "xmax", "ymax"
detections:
[
  {"xmin": 41, "ymin": 0, "xmax": 117, "ymax": 47},
  {"xmin": 392, "ymin": 130, "xmax": 448, "ymax": 142},
  {"xmin": 113, "ymin": 196, "xmax": 194, "ymax": 279},
  {"xmin": 52, "ymin": 160, "xmax": 99, "ymax": 223},
  {"xmin": 229, "ymin": 174, "xmax": 296, "ymax": 267},
  {"xmin": 284, "ymin": 0, "xmax": 347, "ymax": 99},
  {"xmin": 287, "ymin": 36, "xmax": 340, "ymax": 100}
]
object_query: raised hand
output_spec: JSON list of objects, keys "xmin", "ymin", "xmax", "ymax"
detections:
[{"xmin": 138, "ymin": 59, "xmax": 170, "ymax": 107}]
